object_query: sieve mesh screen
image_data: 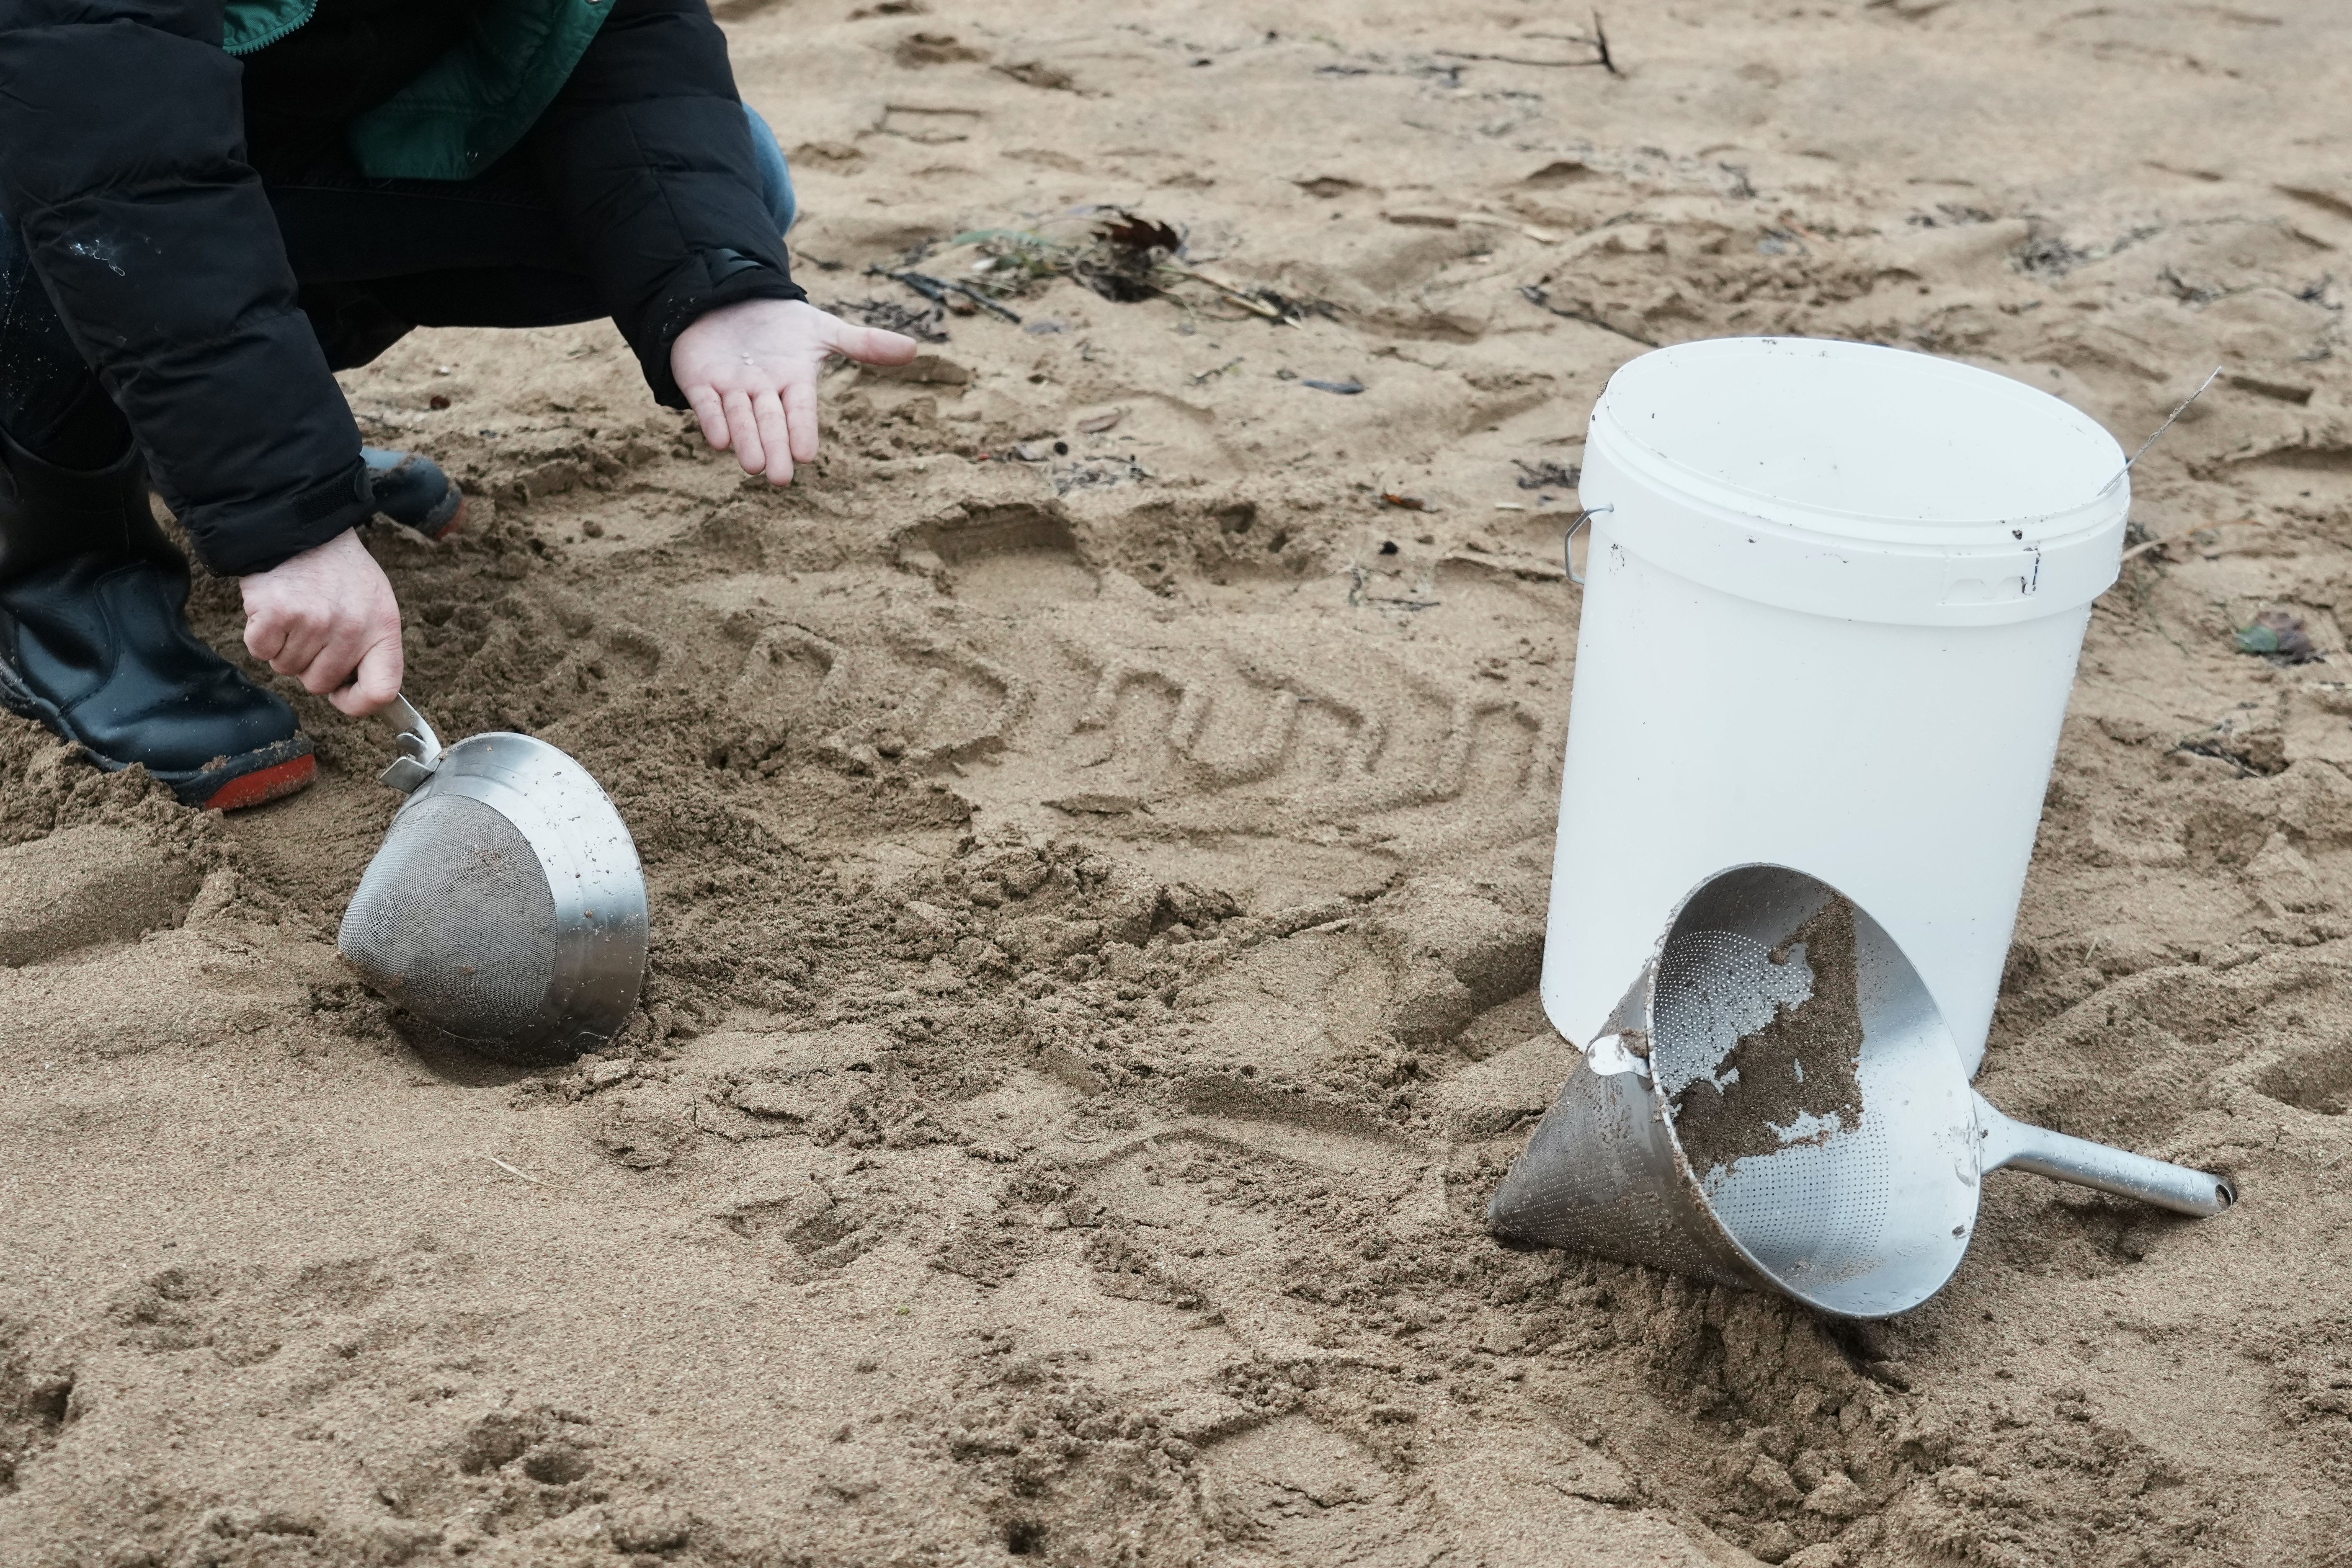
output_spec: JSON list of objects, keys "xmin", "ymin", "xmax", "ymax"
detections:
[
  {"xmin": 339, "ymin": 793, "xmax": 559, "ymax": 1039},
  {"xmin": 1653, "ymin": 918, "xmax": 1892, "ymax": 1289},
  {"xmin": 1651, "ymin": 928, "xmax": 1814, "ymax": 1099}
]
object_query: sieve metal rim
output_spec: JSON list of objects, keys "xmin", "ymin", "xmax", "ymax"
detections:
[{"xmin": 394, "ymin": 730, "xmax": 648, "ymax": 1057}]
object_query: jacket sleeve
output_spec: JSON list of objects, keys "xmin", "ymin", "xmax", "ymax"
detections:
[
  {"xmin": 0, "ymin": 0, "xmax": 372, "ymax": 576},
  {"xmin": 524, "ymin": 0, "xmax": 805, "ymax": 408}
]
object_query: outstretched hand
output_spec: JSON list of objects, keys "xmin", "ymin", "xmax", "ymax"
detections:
[
  {"xmin": 671, "ymin": 299, "xmax": 919, "ymax": 483},
  {"xmin": 239, "ymin": 528, "xmax": 404, "ymax": 717}
]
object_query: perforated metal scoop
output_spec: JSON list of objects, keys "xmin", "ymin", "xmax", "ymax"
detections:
[
  {"xmin": 1488, "ymin": 865, "xmax": 2234, "ymax": 1317},
  {"xmin": 338, "ymin": 695, "xmax": 648, "ymax": 1066}
]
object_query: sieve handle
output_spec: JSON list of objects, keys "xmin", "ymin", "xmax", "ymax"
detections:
[
  {"xmin": 378, "ymin": 693, "xmax": 446, "ymax": 793},
  {"xmin": 1973, "ymin": 1092, "xmax": 2235, "ymax": 1217}
]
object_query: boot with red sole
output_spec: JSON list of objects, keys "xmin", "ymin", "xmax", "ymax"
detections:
[{"xmin": 0, "ymin": 432, "xmax": 315, "ymax": 811}]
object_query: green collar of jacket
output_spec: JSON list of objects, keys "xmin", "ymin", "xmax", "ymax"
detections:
[{"xmin": 222, "ymin": 0, "xmax": 614, "ymax": 181}]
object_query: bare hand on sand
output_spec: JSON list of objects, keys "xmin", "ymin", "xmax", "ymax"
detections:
[{"xmin": 671, "ymin": 298, "xmax": 918, "ymax": 484}]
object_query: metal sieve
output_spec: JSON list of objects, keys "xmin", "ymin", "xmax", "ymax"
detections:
[
  {"xmin": 1488, "ymin": 864, "xmax": 2234, "ymax": 1318},
  {"xmin": 338, "ymin": 695, "xmax": 648, "ymax": 1066}
]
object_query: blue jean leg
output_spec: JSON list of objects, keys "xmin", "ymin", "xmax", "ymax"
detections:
[{"xmin": 743, "ymin": 105, "xmax": 797, "ymax": 234}]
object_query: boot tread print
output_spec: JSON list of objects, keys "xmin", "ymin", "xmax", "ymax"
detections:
[{"xmin": 0, "ymin": 433, "xmax": 316, "ymax": 811}]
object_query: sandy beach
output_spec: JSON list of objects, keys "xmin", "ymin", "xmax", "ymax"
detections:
[{"xmin": 4, "ymin": 2, "xmax": 2352, "ymax": 1563}]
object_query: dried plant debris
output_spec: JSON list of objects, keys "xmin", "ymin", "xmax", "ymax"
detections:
[
  {"xmin": 877, "ymin": 213, "xmax": 1326, "ymax": 325},
  {"xmin": 827, "ymin": 296, "xmax": 949, "ymax": 343},
  {"xmin": 1093, "ymin": 210, "xmax": 1185, "ymax": 260},
  {"xmin": 948, "ymin": 227, "xmax": 1078, "ymax": 294},
  {"xmin": 1053, "ymin": 455, "xmax": 1152, "ymax": 495},
  {"xmin": 1432, "ymin": 10, "xmax": 1618, "ymax": 74},
  {"xmin": 868, "ymin": 266, "xmax": 1022, "ymax": 322},
  {"xmin": 2177, "ymin": 706, "xmax": 2288, "ymax": 776},
  {"xmin": 1070, "ymin": 209, "xmax": 1188, "ymax": 304},
  {"xmin": 914, "ymin": 217, "xmax": 1180, "ymax": 306},
  {"xmin": 1517, "ymin": 282, "xmax": 1659, "ymax": 346},
  {"xmin": 1514, "ymin": 459, "xmax": 1581, "ymax": 490},
  {"xmin": 2236, "ymin": 609, "xmax": 2320, "ymax": 664}
]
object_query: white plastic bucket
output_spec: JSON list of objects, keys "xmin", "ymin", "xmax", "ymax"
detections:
[{"xmin": 1542, "ymin": 337, "xmax": 2130, "ymax": 1076}]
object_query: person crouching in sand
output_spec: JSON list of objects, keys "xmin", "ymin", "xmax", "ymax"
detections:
[{"xmin": 0, "ymin": 0, "xmax": 916, "ymax": 809}]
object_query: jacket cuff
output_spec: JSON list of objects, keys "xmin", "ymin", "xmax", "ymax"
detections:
[
  {"xmin": 637, "ymin": 250, "xmax": 809, "ymax": 408},
  {"xmin": 178, "ymin": 458, "xmax": 375, "ymax": 577}
]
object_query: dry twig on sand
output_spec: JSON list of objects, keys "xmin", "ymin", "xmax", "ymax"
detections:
[
  {"xmin": 1157, "ymin": 265, "xmax": 1295, "ymax": 324},
  {"xmin": 484, "ymin": 1153, "xmax": 547, "ymax": 1186},
  {"xmin": 827, "ymin": 296, "xmax": 948, "ymax": 342},
  {"xmin": 1436, "ymin": 11, "xmax": 1617, "ymax": 74},
  {"xmin": 872, "ymin": 266, "xmax": 1023, "ymax": 323},
  {"xmin": 1518, "ymin": 284, "xmax": 1657, "ymax": 346},
  {"xmin": 1459, "ymin": 211, "xmax": 1563, "ymax": 244}
]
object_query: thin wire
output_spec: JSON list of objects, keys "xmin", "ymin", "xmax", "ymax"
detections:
[{"xmin": 2101, "ymin": 366, "xmax": 2222, "ymax": 495}]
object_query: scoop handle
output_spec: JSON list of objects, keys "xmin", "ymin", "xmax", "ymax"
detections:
[
  {"xmin": 1973, "ymin": 1092, "xmax": 2235, "ymax": 1217},
  {"xmin": 377, "ymin": 693, "xmax": 446, "ymax": 793},
  {"xmin": 384, "ymin": 693, "xmax": 443, "ymax": 764}
]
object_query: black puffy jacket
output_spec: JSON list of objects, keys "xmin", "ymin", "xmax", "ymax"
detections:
[{"xmin": 0, "ymin": 0, "xmax": 803, "ymax": 575}]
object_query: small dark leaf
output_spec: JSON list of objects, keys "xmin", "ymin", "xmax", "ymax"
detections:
[
  {"xmin": 2236, "ymin": 609, "xmax": 2318, "ymax": 663},
  {"xmin": 1094, "ymin": 210, "xmax": 1184, "ymax": 257}
]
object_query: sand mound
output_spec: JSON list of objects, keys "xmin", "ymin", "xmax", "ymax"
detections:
[{"xmin": 4, "ymin": 2, "xmax": 2352, "ymax": 1564}]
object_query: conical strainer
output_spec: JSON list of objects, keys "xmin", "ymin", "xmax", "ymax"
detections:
[
  {"xmin": 338, "ymin": 695, "xmax": 648, "ymax": 1065},
  {"xmin": 1489, "ymin": 864, "xmax": 2234, "ymax": 1318}
]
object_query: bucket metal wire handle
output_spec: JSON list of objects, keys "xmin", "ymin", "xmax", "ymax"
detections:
[{"xmin": 1563, "ymin": 505, "xmax": 1611, "ymax": 585}]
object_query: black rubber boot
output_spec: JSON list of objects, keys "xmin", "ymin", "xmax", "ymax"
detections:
[
  {"xmin": 362, "ymin": 446, "xmax": 466, "ymax": 538},
  {"xmin": 0, "ymin": 432, "xmax": 316, "ymax": 810}
]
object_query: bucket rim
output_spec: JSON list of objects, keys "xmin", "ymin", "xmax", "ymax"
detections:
[{"xmin": 1591, "ymin": 335, "xmax": 2130, "ymax": 542}]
